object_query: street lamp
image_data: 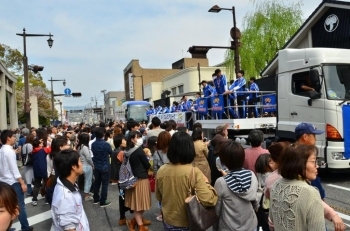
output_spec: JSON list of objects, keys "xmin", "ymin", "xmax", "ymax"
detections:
[
  {"xmin": 131, "ymin": 75, "xmax": 144, "ymax": 101},
  {"xmin": 209, "ymin": 5, "xmax": 241, "ymax": 73},
  {"xmin": 101, "ymin": 90, "xmax": 107, "ymax": 122},
  {"xmin": 48, "ymin": 77, "xmax": 66, "ymax": 124},
  {"xmin": 16, "ymin": 28, "xmax": 54, "ymax": 128}
]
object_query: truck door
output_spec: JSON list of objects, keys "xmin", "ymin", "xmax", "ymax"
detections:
[{"xmin": 289, "ymin": 70, "xmax": 325, "ymax": 130}]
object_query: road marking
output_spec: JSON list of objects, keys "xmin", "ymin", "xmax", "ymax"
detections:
[
  {"xmin": 325, "ymin": 184, "xmax": 350, "ymax": 192},
  {"xmin": 11, "ymin": 210, "xmax": 52, "ymax": 230},
  {"xmin": 338, "ymin": 212, "xmax": 350, "ymax": 221},
  {"xmin": 24, "ymin": 195, "xmax": 44, "ymax": 204}
]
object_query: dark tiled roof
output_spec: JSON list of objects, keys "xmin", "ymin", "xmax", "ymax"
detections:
[{"xmin": 260, "ymin": 0, "xmax": 350, "ymax": 76}]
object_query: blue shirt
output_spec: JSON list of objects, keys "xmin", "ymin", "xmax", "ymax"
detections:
[
  {"xmin": 182, "ymin": 100, "xmax": 192, "ymax": 111},
  {"xmin": 202, "ymin": 84, "xmax": 216, "ymax": 97},
  {"xmin": 212, "ymin": 74, "xmax": 228, "ymax": 94},
  {"xmin": 91, "ymin": 139, "xmax": 113, "ymax": 170},
  {"xmin": 162, "ymin": 107, "xmax": 170, "ymax": 113},
  {"xmin": 230, "ymin": 77, "xmax": 246, "ymax": 96},
  {"xmin": 146, "ymin": 108, "xmax": 155, "ymax": 116},
  {"xmin": 155, "ymin": 106, "xmax": 162, "ymax": 114},
  {"xmin": 170, "ymin": 105, "xmax": 177, "ymax": 113},
  {"xmin": 249, "ymin": 82, "xmax": 259, "ymax": 98}
]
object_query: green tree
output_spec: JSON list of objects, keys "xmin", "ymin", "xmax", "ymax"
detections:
[
  {"xmin": 225, "ymin": 0, "xmax": 303, "ymax": 79},
  {"xmin": 0, "ymin": 43, "xmax": 57, "ymax": 125}
]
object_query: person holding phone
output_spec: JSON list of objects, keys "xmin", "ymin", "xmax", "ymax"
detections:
[{"xmin": 192, "ymin": 128, "xmax": 211, "ymax": 184}]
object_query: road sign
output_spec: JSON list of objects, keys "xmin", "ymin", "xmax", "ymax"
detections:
[{"xmin": 64, "ymin": 88, "xmax": 71, "ymax": 95}]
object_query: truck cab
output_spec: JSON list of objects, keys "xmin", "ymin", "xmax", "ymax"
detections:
[{"xmin": 276, "ymin": 48, "xmax": 350, "ymax": 171}]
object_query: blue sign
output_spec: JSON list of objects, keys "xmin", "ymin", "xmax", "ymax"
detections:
[
  {"xmin": 196, "ymin": 97, "xmax": 208, "ymax": 114},
  {"xmin": 262, "ymin": 94, "xmax": 276, "ymax": 113},
  {"xmin": 211, "ymin": 95, "xmax": 224, "ymax": 113},
  {"xmin": 64, "ymin": 88, "xmax": 71, "ymax": 95}
]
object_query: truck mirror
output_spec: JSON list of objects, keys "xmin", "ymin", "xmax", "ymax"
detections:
[{"xmin": 309, "ymin": 69, "xmax": 321, "ymax": 92}]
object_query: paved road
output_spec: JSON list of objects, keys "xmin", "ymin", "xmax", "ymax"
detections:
[{"xmin": 10, "ymin": 171, "xmax": 350, "ymax": 231}]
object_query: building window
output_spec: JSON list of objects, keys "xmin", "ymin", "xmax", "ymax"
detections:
[
  {"xmin": 178, "ymin": 85, "xmax": 184, "ymax": 94},
  {"xmin": 172, "ymin": 87, "xmax": 177, "ymax": 96}
]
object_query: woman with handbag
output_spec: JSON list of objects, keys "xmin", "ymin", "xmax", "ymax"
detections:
[
  {"xmin": 156, "ymin": 131, "xmax": 218, "ymax": 231},
  {"xmin": 213, "ymin": 140, "xmax": 259, "ymax": 231}
]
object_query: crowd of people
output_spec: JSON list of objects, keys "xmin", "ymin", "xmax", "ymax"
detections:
[
  {"xmin": 0, "ymin": 119, "xmax": 346, "ymax": 231},
  {"xmin": 146, "ymin": 68, "xmax": 264, "ymax": 119}
]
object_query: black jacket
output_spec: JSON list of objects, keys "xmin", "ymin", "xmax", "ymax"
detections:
[{"xmin": 125, "ymin": 146, "xmax": 150, "ymax": 179}]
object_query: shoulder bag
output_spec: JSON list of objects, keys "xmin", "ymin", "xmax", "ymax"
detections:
[
  {"xmin": 22, "ymin": 144, "xmax": 33, "ymax": 166},
  {"xmin": 184, "ymin": 167, "xmax": 218, "ymax": 231}
]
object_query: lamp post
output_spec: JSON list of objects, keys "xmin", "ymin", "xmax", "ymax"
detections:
[
  {"xmin": 48, "ymin": 77, "xmax": 66, "ymax": 124},
  {"xmin": 16, "ymin": 28, "xmax": 54, "ymax": 128},
  {"xmin": 101, "ymin": 90, "xmax": 107, "ymax": 122},
  {"xmin": 131, "ymin": 75, "xmax": 144, "ymax": 100},
  {"xmin": 209, "ymin": 5, "xmax": 241, "ymax": 73}
]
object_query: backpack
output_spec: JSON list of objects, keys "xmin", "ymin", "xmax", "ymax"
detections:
[
  {"xmin": 22, "ymin": 144, "xmax": 33, "ymax": 166},
  {"xmin": 118, "ymin": 153, "xmax": 137, "ymax": 190}
]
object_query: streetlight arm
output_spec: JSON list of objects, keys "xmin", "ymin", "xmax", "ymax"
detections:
[
  {"xmin": 48, "ymin": 79, "xmax": 66, "ymax": 82},
  {"xmin": 16, "ymin": 33, "xmax": 54, "ymax": 37}
]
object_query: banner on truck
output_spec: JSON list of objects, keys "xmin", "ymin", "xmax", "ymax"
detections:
[
  {"xmin": 196, "ymin": 98, "xmax": 208, "ymax": 114},
  {"xmin": 150, "ymin": 112, "xmax": 186, "ymax": 127},
  {"xmin": 211, "ymin": 95, "xmax": 224, "ymax": 113},
  {"xmin": 262, "ymin": 94, "xmax": 277, "ymax": 113}
]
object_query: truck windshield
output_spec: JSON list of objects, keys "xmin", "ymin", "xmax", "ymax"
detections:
[
  {"xmin": 127, "ymin": 105, "xmax": 148, "ymax": 122},
  {"xmin": 323, "ymin": 65, "xmax": 347, "ymax": 100}
]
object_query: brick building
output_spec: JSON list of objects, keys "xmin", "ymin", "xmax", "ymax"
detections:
[{"xmin": 123, "ymin": 57, "xmax": 209, "ymax": 101}]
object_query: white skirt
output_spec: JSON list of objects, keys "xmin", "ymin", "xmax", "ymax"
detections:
[{"xmin": 23, "ymin": 166, "xmax": 34, "ymax": 184}]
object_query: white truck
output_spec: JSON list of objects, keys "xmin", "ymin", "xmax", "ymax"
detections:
[{"xmin": 199, "ymin": 48, "xmax": 350, "ymax": 172}]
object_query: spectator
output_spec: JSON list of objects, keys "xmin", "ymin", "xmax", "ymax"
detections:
[
  {"xmin": 0, "ymin": 182, "xmax": 20, "ymax": 231},
  {"xmin": 0, "ymin": 130, "xmax": 33, "ymax": 231},
  {"xmin": 91, "ymin": 127, "xmax": 113, "ymax": 207},
  {"xmin": 104, "ymin": 129, "xmax": 115, "ymax": 150},
  {"xmin": 243, "ymin": 130, "xmax": 269, "ymax": 175},
  {"xmin": 156, "ymin": 132, "xmax": 217, "ymax": 230},
  {"xmin": 125, "ymin": 131, "xmax": 152, "ymax": 230},
  {"xmin": 191, "ymin": 128, "xmax": 211, "ymax": 183},
  {"xmin": 31, "ymin": 138, "xmax": 50, "ymax": 206},
  {"xmin": 146, "ymin": 117, "xmax": 164, "ymax": 138},
  {"xmin": 153, "ymin": 131, "xmax": 171, "ymax": 176},
  {"xmin": 21, "ymin": 134, "xmax": 35, "ymax": 197},
  {"xmin": 77, "ymin": 133, "xmax": 94, "ymax": 201},
  {"xmin": 167, "ymin": 120, "xmax": 177, "ymax": 136},
  {"xmin": 269, "ymin": 144, "xmax": 325, "ymax": 231},
  {"xmin": 52, "ymin": 149, "xmax": 89, "ymax": 230},
  {"xmin": 214, "ymin": 124, "xmax": 228, "ymax": 138},
  {"xmin": 208, "ymin": 134, "xmax": 228, "ymax": 187},
  {"xmin": 214, "ymin": 141, "xmax": 258, "ymax": 231}
]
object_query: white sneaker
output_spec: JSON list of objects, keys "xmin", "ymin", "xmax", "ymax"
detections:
[{"xmin": 32, "ymin": 201, "xmax": 38, "ymax": 206}]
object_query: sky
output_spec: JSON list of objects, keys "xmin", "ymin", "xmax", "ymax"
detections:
[{"xmin": 0, "ymin": 0, "xmax": 335, "ymax": 108}]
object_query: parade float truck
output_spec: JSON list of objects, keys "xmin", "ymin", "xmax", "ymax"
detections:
[{"xmin": 150, "ymin": 48, "xmax": 350, "ymax": 172}]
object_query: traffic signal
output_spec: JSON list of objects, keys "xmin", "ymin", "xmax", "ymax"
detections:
[
  {"xmin": 24, "ymin": 102, "xmax": 31, "ymax": 113},
  {"xmin": 72, "ymin": 93, "xmax": 82, "ymax": 97},
  {"xmin": 32, "ymin": 65, "xmax": 44, "ymax": 74}
]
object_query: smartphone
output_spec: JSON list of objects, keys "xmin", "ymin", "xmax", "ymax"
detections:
[
  {"xmin": 203, "ymin": 137, "xmax": 208, "ymax": 142},
  {"xmin": 216, "ymin": 157, "xmax": 228, "ymax": 172}
]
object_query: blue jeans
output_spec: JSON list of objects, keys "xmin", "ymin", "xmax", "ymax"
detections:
[
  {"xmin": 93, "ymin": 167, "xmax": 109, "ymax": 203},
  {"xmin": 12, "ymin": 182, "xmax": 30, "ymax": 231},
  {"xmin": 83, "ymin": 165, "xmax": 93, "ymax": 194}
]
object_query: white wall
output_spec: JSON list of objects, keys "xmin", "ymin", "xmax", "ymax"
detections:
[{"xmin": 144, "ymin": 82, "xmax": 162, "ymax": 102}]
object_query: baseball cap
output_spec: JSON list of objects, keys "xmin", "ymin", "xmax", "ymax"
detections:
[
  {"xmin": 295, "ymin": 122, "xmax": 324, "ymax": 136},
  {"xmin": 215, "ymin": 124, "xmax": 228, "ymax": 134}
]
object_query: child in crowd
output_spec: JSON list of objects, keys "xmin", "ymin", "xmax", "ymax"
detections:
[{"xmin": 255, "ymin": 153, "xmax": 274, "ymax": 231}]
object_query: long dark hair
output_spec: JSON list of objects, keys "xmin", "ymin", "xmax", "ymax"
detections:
[
  {"xmin": 50, "ymin": 137, "xmax": 67, "ymax": 159},
  {"xmin": 77, "ymin": 133, "xmax": 90, "ymax": 150},
  {"xmin": 126, "ymin": 131, "xmax": 141, "ymax": 150}
]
